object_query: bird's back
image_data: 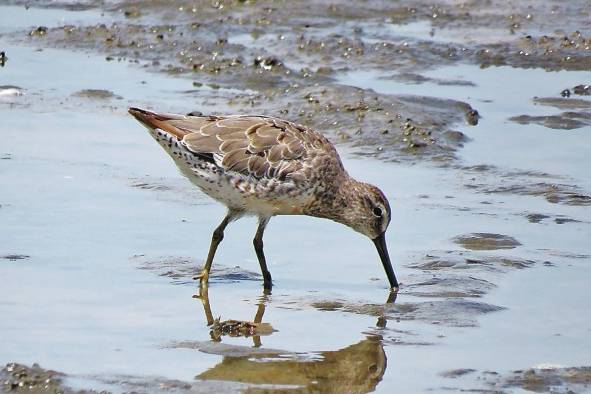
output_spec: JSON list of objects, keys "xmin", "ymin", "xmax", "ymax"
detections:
[{"xmin": 129, "ymin": 108, "xmax": 346, "ymax": 216}]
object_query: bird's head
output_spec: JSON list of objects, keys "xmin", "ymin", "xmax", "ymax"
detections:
[{"xmin": 335, "ymin": 181, "xmax": 398, "ymax": 289}]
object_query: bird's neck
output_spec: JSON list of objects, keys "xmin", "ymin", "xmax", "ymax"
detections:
[{"xmin": 305, "ymin": 175, "xmax": 362, "ymax": 223}]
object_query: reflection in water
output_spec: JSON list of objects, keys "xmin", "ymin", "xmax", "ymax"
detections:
[
  {"xmin": 197, "ymin": 336, "xmax": 387, "ymax": 393},
  {"xmin": 194, "ymin": 286, "xmax": 389, "ymax": 393},
  {"xmin": 377, "ymin": 290, "xmax": 398, "ymax": 328},
  {"xmin": 196, "ymin": 285, "xmax": 273, "ymax": 347}
]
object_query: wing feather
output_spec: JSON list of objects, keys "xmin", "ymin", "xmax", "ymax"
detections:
[{"xmin": 152, "ymin": 113, "xmax": 333, "ymax": 181}]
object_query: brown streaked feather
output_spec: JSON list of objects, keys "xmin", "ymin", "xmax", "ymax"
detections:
[
  {"xmin": 130, "ymin": 108, "xmax": 336, "ymax": 181},
  {"xmin": 221, "ymin": 149, "xmax": 250, "ymax": 172},
  {"xmin": 267, "ymin": 145, "xmax": 284, "ymax": 163},
  {"xmin": 220, "ymin": 139, "xmax": 249, "ymax": 153},
  {"xmin": 247, "ymin": 155, "xmax": 267, "ymax": 178}
]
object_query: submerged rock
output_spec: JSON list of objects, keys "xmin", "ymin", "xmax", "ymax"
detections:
[{"xmin": 453, "ymin": 233, "xmax": 521, "ymax": 251}]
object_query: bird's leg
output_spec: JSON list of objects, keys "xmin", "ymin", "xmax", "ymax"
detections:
[
  {"xmin": 194, "ymin": 211, "xmax": 236, "ymax": 285},
  {"xmin": 193, "ymin": 283, "xmax": 215, "ymax": 326},
  {"xmin": 252, "ymin": 292, "xmax": 269, "ymax": 347},
  {"xmin": 253, "ymin": 217, "xmax": 272, "ymax": 290}
]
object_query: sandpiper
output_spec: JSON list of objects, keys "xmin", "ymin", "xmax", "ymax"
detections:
[{"xmin": 128, "ymin": 107, "xmax": 399, "ymax": 291}]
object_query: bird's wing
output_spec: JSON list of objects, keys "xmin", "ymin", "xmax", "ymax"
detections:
[{"xmin": 170, "ymin": 115, "xmax": 329, "ymax": 181}]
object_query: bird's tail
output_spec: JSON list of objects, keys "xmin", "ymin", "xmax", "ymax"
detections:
[{"xmin": 128, "ymin": 107, "xmax": 189, "ymax": 140}]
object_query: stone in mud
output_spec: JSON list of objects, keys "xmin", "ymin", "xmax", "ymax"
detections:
[
  {"xmin": 453, "ymin": 233, "xmax": 521, "ymax": 250},
  {"xmin": 311, "ymin": 300, "xmax": 346, "ymax": 311},
  {"xmin": 29, "ymin": 26, "xmax": 48, "ymax": 37},
  {"xmin": 573, "ymin": 84, "xmax": 591, "ymax": 96}
]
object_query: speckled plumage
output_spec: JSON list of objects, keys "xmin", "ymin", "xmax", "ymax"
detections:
[{"xmin": 129, "ymin": 107, "xmax": 399, "ymax": 291}]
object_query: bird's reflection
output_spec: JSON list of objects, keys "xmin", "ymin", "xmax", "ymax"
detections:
[
  {"xmin": 377, "ymin": 289, "xmax": 398, "ymax": 328},
  {"xmin": 197, "ymin": 335, "xmax": 387, "ymax": 393},
  {"xmin": 195, "ymin": 284, "xmax": 272, "ymax": 347},
  {"xmin": 192, "ymin": 286, "xmax": 394, "ymax": 393}
]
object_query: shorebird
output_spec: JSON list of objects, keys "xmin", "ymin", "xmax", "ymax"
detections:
[{"xmin": 129, "ymin": 107, "xmax": 399, "ymax": 291}]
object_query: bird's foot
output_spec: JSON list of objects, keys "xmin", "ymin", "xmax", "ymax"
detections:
[{"xmin": 193, "ymin": 269, "xmax": 210, "ymax": 283}]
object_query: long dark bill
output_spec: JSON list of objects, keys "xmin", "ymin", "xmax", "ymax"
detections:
[{"xmin": 373, "ymin": 232, "xmax": 399, "ymax": 290}]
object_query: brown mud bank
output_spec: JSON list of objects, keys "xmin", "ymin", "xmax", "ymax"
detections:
[
  {"xmin": 0, "ymin": 363, "xmax": 71, "ymax": 394},
  {"xmin": 0, "ymin": 0, "xmax": 481, "ymax": 162}
]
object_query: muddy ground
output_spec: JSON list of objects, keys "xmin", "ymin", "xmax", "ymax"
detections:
[
  {"xmin": 4, "ymin": 0, "xmax": 589, "ymax": 162},
  {"xmin": 1, "ymin": 0, "xmax": 590, "ymax": 393}
]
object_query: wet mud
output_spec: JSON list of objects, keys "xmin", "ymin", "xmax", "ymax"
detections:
[
  {"xmin": 525, "ymin": 212, "xmax": 582, "ymax": 225},
  {"xmin": 0, "ymin": 362, "xmax": 247, "ymax": 394},
  {"xmin": 534, "ymin": 97, "xmax": 591, "ymax": 109},
  {"xmin": 4, "ymin": 1, "xmax": 591, "ymax": 160},
  {"xmin": 0, "ymin": 363, "xmax": 79, "ymax": 394},
  {"xmin": 0, "ymin": 0, "xmax": 486, "ymax": 162},
  {"xmin": 504, "ymin": 366, "xmax": 591, "ymax": 393},
  {"xmin": 510, "ymin": 112, "xmax": 591, "ymax": 130}
]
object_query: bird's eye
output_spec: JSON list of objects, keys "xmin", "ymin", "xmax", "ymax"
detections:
[{"xmin": 372, "ymin": 207, "xmax": 382, "ymax": 217}]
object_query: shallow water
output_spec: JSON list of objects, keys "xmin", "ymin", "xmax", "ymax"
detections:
[{"xmin": 1, "ymin": 4, "xmax": 591, "ymax": 393}]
